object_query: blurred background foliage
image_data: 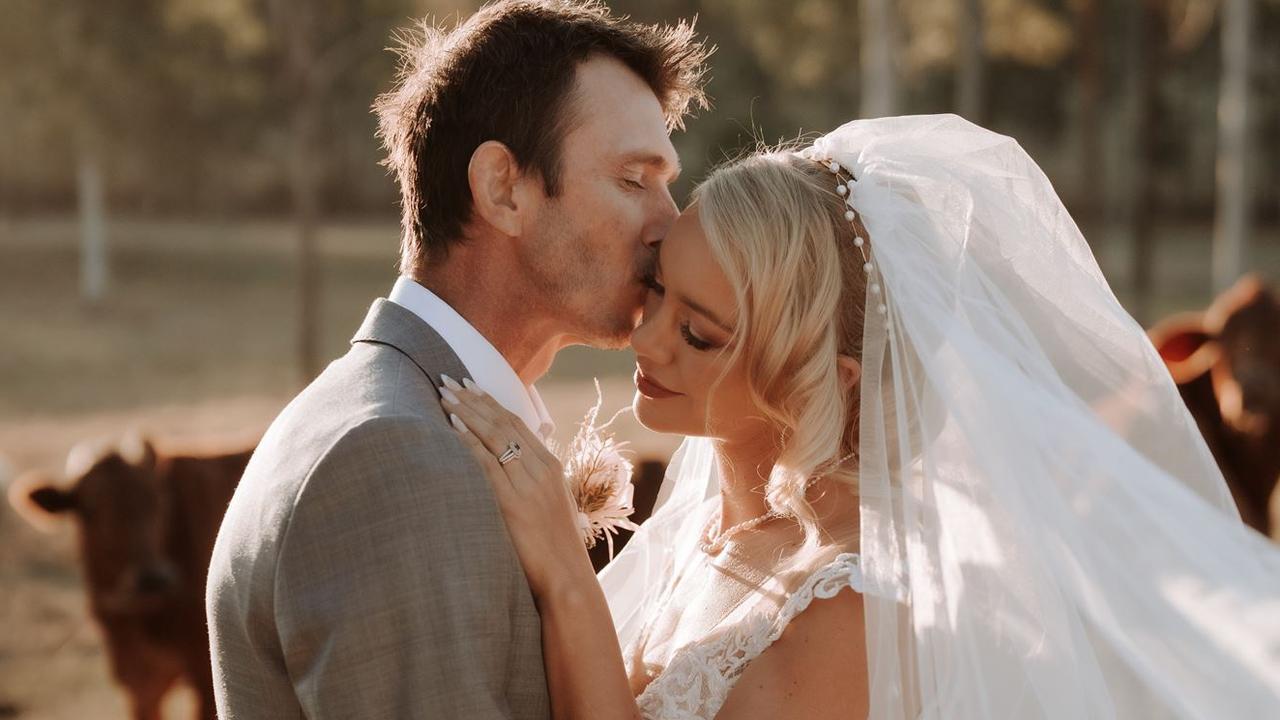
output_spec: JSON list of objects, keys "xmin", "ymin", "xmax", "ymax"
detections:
[
  {"xmin": 3, "ymin": 0, "xmax": 1277, "ymax": 218},
  {"xmin": 0, "ymin": 0, "xmax": 1278, "ymax": 418},
  {"xmin": 0, "ymin": 3, "xmax": 1277, "ymax": 715}
]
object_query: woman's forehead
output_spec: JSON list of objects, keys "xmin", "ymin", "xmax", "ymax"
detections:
[
  {"xmin": 660, "ymin": 208, "xmax": 738, "ymax": 328},
  {"xmin": 658, "ymin": 208, "xmax": 708, "ymax": 271}
]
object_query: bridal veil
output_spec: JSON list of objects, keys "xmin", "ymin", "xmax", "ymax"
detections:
[{"xmin": 600, "ymin": 115, "xmax": 1280, "ymax": 719}]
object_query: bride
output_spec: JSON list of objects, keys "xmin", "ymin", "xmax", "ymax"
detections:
[{"xmin": 441, "ymin": 114, "xmax": 1280, "ymax": 719}]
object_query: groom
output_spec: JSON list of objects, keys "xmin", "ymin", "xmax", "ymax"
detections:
[{"xmin": 205, "ymin": 1, "xmax": 708, "ymax": 717}]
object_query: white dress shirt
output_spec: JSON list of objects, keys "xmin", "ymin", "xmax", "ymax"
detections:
[{"xmin": 388, "ymin": 277, "xmax": 555, "ymax": 441}]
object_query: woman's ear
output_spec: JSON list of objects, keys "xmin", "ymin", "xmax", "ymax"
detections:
[
  {"xmin": 467, "ymin": 140, "xmax": 525, "ymax": 237},
  {"xmin": 836, "ymin": 355, "xmax": 862, "ymax": 391}
]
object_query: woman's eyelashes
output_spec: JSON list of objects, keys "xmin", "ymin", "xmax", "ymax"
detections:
[
  {"xmin": 680, "ymin": 322, "xmax": 716, "ymax": 351},
  {"xmin": 640, "ymin": 271, "xmax": 718, "ymax": 352}
]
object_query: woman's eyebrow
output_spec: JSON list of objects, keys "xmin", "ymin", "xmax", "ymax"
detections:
[{"xmin": 680, "ymin": 292, "xmax": 732, "ymax": 332}]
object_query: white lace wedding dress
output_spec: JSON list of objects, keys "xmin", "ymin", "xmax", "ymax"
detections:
[{"xmin": 626, "ymin": 553, "xmax": 863, "ymax": 720}]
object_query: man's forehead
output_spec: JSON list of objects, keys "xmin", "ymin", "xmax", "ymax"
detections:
[
  {"xmin": 566, "ymin": 100, "xmax": 674, "ymax": 152},
  {"xmin": 563, "ymin": 56, "xmax": 675, "ymax": 163}
]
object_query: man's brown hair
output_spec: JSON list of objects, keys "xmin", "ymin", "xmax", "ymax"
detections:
[{"xmin": 374, "ymin": 0, "xmax": 711, "ymax": 275}]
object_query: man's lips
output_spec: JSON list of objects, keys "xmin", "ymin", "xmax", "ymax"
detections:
[{"xmin": 634, "ymin": 368, "xmax": 681, "ymax": 399}]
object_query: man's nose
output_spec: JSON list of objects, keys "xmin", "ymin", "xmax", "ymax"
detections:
[{"xmin": 644, "ymin": 189, "xmax": 679, "ymax": 250}]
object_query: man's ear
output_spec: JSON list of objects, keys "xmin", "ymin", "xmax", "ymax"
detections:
[
  {"xmin": 837, "ymin": 355, "xmax": 862, "ymax": 392},
  {"xmin": 468, "ymin": 140, "xmax": 527, "ymax": 238}
]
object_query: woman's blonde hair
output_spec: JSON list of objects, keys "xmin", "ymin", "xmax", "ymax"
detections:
[{"xmin": 693, "ymin": 147, "xmax": 872, "ymax": 542}]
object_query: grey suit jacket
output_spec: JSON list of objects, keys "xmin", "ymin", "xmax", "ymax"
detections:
[{"xmin": 207, "ymin": 298, "xmax": 550, "ymax": 719}]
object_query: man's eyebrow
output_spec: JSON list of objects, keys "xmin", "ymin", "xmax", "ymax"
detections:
[
  {"xmin": 621, "ymin": 152, "xmax": 682, "ymax": 181},
  {"xmin": 655, "ymin": 250, "xmax": 732, "ymax": 332}
]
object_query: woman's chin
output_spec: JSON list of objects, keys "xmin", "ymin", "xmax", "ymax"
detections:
[{"xmin": 632, "ymin": 394, "xmax": 686, "ymax": 436}]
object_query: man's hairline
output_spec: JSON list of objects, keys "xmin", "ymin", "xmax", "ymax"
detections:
[{"xmin": 554, "ymin": 73, "xmax": 682, "ymax": 190}]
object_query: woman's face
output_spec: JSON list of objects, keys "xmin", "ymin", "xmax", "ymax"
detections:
[{"xmin": 630, "ymin": 205, "xmax": 773, "ymax": 445}]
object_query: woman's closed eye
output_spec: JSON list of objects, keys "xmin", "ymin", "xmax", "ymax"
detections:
[
  {"xmin": 680, "ymin": 323, "xmax": 716, "ymax": 351},
  {"xmin": 641, "ymin": 270, "xmax": 720, "ymax": 352}
]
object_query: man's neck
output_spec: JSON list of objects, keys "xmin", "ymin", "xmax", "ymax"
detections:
[{"xmin": 415, "ymin": 255, "xmax": 566, "ymax": 386}]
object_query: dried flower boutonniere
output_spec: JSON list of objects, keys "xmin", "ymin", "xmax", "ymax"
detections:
[{"xmin": 553, "ymin": 380, "xmax": 639, "ymax": 558}]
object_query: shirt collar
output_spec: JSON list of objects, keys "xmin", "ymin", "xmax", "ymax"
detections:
[{"xmin": 387, "ymin": 277, "xmax": 555, "ymax": 440}]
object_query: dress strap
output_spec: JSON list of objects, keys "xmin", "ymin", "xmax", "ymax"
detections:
[
  {"xmin": 637, "ymin": 552, "xmax": 865, "ymax": 709},
  {"xmin": 767, "ymin": 552, "xmax": 863, "ymax": 643}
]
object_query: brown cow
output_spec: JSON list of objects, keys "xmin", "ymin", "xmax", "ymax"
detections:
[
  {"xmin": 9, "ymin": 435, "xmax": 250, "ymax": 720},
  {"xmin": 1149, "ymin": 274, "xmax": 1280, "ymax": 539}
]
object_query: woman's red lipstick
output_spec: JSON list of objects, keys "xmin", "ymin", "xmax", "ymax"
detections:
[{"xmin": 635, "ymin": 368, "xmax": 681, "ymax": 399}]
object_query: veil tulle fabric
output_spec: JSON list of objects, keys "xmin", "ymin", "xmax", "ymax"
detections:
[{"xmin": 599, "ymin": 114, "xmax": 1280, "ymax": 719}]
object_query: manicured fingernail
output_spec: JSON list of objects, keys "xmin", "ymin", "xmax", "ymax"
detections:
[
  {"xmin": 441, "ymin": 374, "xmax": 463, "ymax": 392},
  {"xmin": 440, "ymin": 387, "xmax": 460, "ymax": 405},
  {"xmin": 449, "ymin": 413, "xmax": 468, "ymax": 433},
  {"xmin": 462, "ymin": 378, "xmax": 485, "ymax": 395}
]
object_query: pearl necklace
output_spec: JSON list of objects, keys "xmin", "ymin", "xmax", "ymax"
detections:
[{"xmin": 699, "ymin": 509, "xmax": 783, "ymax": 555}]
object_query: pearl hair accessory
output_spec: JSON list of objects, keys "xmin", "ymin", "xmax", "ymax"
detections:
[
  {"xmin": 794, "ymin": 146, "xmax": 894, "ymax": 474},
  {"xmin": 797, "ymin": 147, "xmax": 893, "ymax": 334}
]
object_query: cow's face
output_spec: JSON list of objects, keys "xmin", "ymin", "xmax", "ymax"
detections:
[
  {"xmin": 1209, "ymin": 279, "xmax": 1280, "ymax": 442},
  {"xmin": 12, "ymin": 437, "xmax": 180, "ymax": 614}
]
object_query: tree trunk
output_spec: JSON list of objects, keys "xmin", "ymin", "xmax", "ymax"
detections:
[
  {"xmin": 860, "ymin": 0, "xmax": 899, "ymax": 118},
  {"xmin": 1213, "ymin": 0, "xmax": 1252, "ymax": 293},
  {"xmin": 77, "ymin": 147, "xmax": 108, "ymax": 307},
  {"xmin": 1128, "ymin": 0, "xmax": 1167, "ymax": 325},
  {"xmin": 956, "ymin": 0, "xmax": 985, "ymax": 123},
  {"xmin": 1074, "ymin": 0, "xmax": 1103, "ymax": 232},
  {"xmin": 276, "ymin": 0, "xmax": 323, "ymax": 383},
  {"xmin": 291, "ymin": 97, "xmax": 321, "ymax": 383}
]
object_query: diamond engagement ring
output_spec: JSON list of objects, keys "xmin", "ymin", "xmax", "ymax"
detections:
[{"xmin": 497, "ymin": 440, "xmax": 522, "ymax": 466}]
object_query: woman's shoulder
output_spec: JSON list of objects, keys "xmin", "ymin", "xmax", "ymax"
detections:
[
  {"xmin": 715, "ymin": 555, "xmax": 869, "ymax": 718},
  {"xmin": 775, "ymin": 579, "xmax": 865, "ymax": 666}
]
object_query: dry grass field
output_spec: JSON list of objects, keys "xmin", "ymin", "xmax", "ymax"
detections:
[{"xmin": 0, "ymin": 216, "xmax": 1274, "ymax": 718}]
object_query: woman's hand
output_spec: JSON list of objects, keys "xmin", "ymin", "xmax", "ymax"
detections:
[{"xmin": 440, "ymin": 375, "xmax": 597, "ymax": 601}]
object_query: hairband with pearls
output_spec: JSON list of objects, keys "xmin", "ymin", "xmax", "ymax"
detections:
[
  {"xmin": 797, "ymin": 148, "xmax": 896, "ymax": 472},
  {"xmin": 798, "ymin": 149, "xmax": 891, "ymax": 328}
]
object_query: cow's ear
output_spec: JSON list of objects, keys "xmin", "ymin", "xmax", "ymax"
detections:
[
  {"xmin": 1149, "ymin": 314, "xmax": 1217, "ymax": 383},
  {"xmin": 1153, "ymin": 328, "xmax": 1210, "ymax": 364},
  {"xmin": 29, "ymin": 485, "xmax": 76, "ymax": 513},
  {"xmin": 8, "ymin": 472, "xmax": 75, "ymax": 531},
  {"xmin": 1150, "ymin": 312, "xmax": 1209, "ymax": 363}
]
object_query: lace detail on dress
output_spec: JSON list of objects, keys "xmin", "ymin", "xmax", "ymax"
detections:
[{"xmin": 632, "ymin": 553, "xmax": 862, "ymax": 720}]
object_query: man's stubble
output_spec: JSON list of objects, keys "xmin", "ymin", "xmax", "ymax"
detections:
[{"xmin": 522, "ymin": 208, "xmax": 642, "ymax": 351}]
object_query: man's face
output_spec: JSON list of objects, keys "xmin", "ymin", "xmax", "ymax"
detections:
[{"xmin": 521, "ymin": 55, "xmax": 681, "ymax": 349}]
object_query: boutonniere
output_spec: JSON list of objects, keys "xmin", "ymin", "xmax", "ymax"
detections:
[{"xmin": 553, "ymin": 380, "xmax": 639, "ymax": 558}]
